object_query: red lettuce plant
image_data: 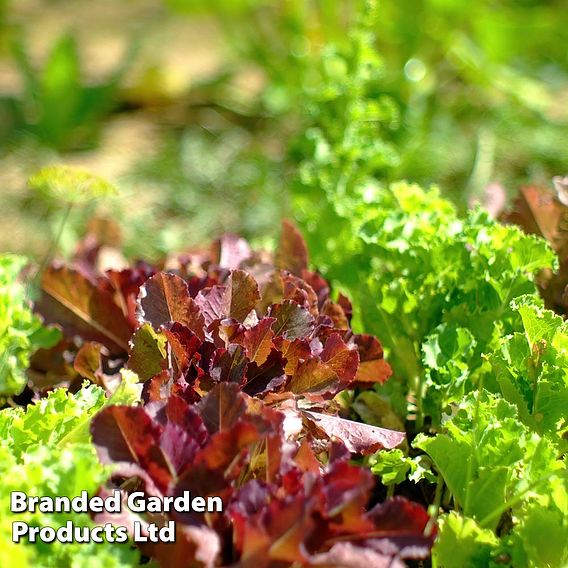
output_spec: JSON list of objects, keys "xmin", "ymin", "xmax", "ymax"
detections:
[
  {"xmin": 31, "ymin": 220, "xmax": 435, "ymax": 567},
  {"xmin": 32, "ymin": 222, "xmax": 391, "ymax": 398},
  {"xmin": 91, "ymin": 384, "xmax": 434, "ymax": 567}
]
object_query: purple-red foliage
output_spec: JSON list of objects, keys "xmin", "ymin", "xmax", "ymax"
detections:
[
  {"xmin": 91, "ymin": 385, "xmax": 434, "ymax": 568},
  {"xmin": 33, "ymin": 220, "xmax": 434, "ymax": 567}
]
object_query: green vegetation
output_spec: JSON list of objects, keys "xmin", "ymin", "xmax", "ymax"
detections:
[
  {"xmin": 0, "ymin": 374, "xmax": 141, "ymax": 567},
  {"xmin": 0, "ymin": 254, "xmax": 60, "ymax": 396},
  {"xmin": 1, "ymin": 0, "xmax": 567, "ymax": 566},
  {"xmin": 2, "ymin": 33, "xmax": 135, "ymax": 152}
]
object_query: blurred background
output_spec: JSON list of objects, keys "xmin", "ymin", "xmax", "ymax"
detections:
[{"xmin": 1, "ymin": 0, "xmax": 567, "ymax": 261}]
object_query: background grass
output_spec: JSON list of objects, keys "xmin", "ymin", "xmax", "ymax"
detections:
[{"xmin": 0, "ymin": 0, "xmax": 566, "ymax": 260}]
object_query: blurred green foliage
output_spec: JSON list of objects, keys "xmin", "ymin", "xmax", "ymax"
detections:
[
  {"xmin": 1, "ymin": 0, "xmax": 567, "ymax": 259},
  {"xmin": 1, "ymin": 33, "xmax": 135, "ymax": 152},
  {"xmin": 378, "ymin": 0, "xmax": 568, "ymax": 195},
  {"xmin": 146, "ymin": 0, "xmax": 568, "ymax": 253},
  {"xmin": 128, "ymin": 123, "xmax": 283, "ymax": 256},
  {"xmin": 201, "ymin": 0, "xmax": 568, "ymax": 199}
]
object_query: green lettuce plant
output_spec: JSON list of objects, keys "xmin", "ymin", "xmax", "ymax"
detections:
[
  {"xmin": 0, "ymin": 254, "xmax": 60, "ymax": 396},
  {"xmin": 0, "ymin": 373, "xmax": 141, "ymax": 567}
]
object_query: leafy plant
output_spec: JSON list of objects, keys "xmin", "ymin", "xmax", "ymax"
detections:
[
  {"xmin": 503, "ymin": 183, "xmax": 568, "ymax": 316},
  {"xmin": 297, "ymin": 180, "xmax": 555, "ymax": 429},
  {"xmin": 490, "ymin": 294, "xmax": 568, "ymax": 438},
  {"xmin": 416, "ymin": 389, "xmax": 568, "ymax": 567},
  {"xmin": 0, "ymin": 254, "xmax": 60, "ymax": 396},
  {"xmin": 0, "ymin": 373, "xmax": 141, "ymax": 567},
  {"xmin": 25, "ymin": 222, "xmax": 436, "ymax": 566},
  {"xmin": 2, "ymin": 33, "xmax": 135, "ymax": 151},
  {"xmin": 293, "ymin": 174, "xmax": 567, "ymax": 565},
  {"xmin": 92, "ymin": 384, "xmax": 433, "ymax": 567},
  {"xmin": 33, "ymin": 222, "xmax": 394, "ymax": 406}
]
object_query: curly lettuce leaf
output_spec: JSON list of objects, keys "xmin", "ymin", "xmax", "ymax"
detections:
[
  {"xmin": 0, "ymin": 376, "xmax": 141, "ymax": 567},
  {"xmin": 491, "ymin": 295, "xmax": 568, "ymax": 441},
  {"xmin": 415, "ymin": 390, "xmax": 568, "ymax": 566},
  {"xmin": 433, "ymin": 512, "xmax": 500, "ymax": 568},
  {"xmin": 300, "ymin": 181, "xmax": 556, "ymax": 427},
  {"xmin": 0, "ymin": 254, "xmax": 61, "ymax": 396}
]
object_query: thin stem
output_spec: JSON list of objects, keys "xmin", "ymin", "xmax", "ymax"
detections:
[
  {"xmin": 425, "ymin": 475, "xmax": 445, "ymax": 537},
  {"xmin": 32, "ymin": 203, "xmax": 74, "ymax": 286},
  {"xmin": 442, "ymin": 484, "xmax": 453, "ymax": 509},
  {"xmin": 414, "ymin": 374, "xmax": 425, "ymax": 431}
]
